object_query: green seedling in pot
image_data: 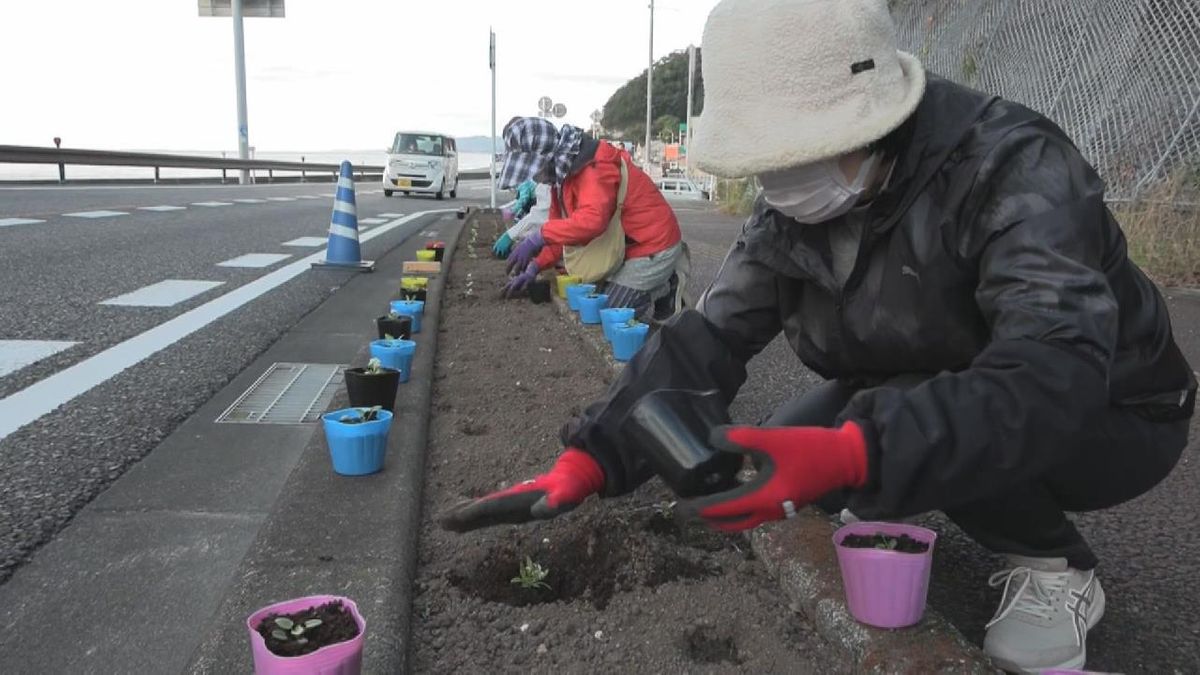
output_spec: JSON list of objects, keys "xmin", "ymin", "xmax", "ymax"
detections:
[
  {"xmin": 511, "ymin": 556, "xmax": 551, "ymax": 591},
  {"xmin": 364, "ymin": 357, "xmax": 386, "ymax": 375},
  {"xmin": 269, "ymin": 616, "xmax": 323, "ymax": 645},
  {"xmin": 624, "ymin": 318, "xmax": 641, "ymax": 328},
  {"xmin": 339, "ymin": 405, "xmax": 382, "ymax": 425},
  {"xmin": 875, "ymin": 536, "xmax": 899, "ymax": 551}
]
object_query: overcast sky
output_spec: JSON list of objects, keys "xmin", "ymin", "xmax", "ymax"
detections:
[{"xmin": 0, "ymin": 0, "xmax": 718, "ymax": 152}]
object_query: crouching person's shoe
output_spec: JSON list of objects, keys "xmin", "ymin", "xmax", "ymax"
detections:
[{"xmin": 984, "ymin": 556, "xmax": 1105, "ymax": 673}]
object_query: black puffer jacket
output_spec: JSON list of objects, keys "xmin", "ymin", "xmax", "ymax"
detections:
[{"xmin": 563, "ymin": 77, "xmax": 1196, "ymax": 517}]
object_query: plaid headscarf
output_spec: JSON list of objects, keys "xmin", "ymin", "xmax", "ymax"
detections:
[{"xmin": 499, "ymin": 117, "xmax": 585, "ymax": 189}]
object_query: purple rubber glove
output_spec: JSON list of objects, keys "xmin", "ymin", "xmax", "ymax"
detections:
[
  {"xmin": 506, "ymin": 230, "xmax": 545, "ymax": 275},
  {"xmin": 503, "ymin": 261, "xmax": 540, "ymax": 298}
]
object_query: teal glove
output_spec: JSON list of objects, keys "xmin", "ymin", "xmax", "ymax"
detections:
[{"xmin": 493, "ymin": 233, "xmax": 514, "ymax": 258}]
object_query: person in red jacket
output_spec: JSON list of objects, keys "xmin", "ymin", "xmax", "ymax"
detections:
[{"xmin": 498, "ymin": 117, "xmax": 687, "ymax": 319}]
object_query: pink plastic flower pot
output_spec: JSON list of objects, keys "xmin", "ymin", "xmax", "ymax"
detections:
[
  {"xmin": 246, "ymin": 595, "xmax": 366, "ymax": 675},
  {"xmin": 833, "ymin": 522, "xmax": 937, "ymax": 629}
]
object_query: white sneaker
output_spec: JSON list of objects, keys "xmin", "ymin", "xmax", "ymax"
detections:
[{"xmin": 983, "ymin": 556, "xmax": 1105, "ymax": 674}]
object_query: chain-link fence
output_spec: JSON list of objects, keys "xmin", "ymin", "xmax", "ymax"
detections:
[{"xmin": 890, "ymin": 0, "xmax": 1200, "ymax": 203}]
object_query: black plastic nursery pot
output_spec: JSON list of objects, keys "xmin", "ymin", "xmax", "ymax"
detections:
[
  {"xmin": 622, "ymin": 389, "xmax": 742, "ymax": 498},
  {"xmin": 528, "ymin": 280, "xmax": 552, "ymax": 304},
  {"xmin": 344, "ymin": 367, "xmax": 401, "ymax": 412},
  {"xmin": 376, "ymin": 315, "xmax": 413, "ymax": 340}
]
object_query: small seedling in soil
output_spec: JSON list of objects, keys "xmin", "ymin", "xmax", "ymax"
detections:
[
  {"xmin": 338, "ymin": 405, "xmax": 382, "ymax": 425},
  {"xmin": 624, "ymin": 318, "xmax": 640, "ymax": 328},
  {"xmin": 364, "ymin": 358, "xmax": 385, "ymax": 375},
  {"xmin": 256, "ymin": 600, "xmax": 360, "ymax": 658},
  {"xmin": 653, "ymin": 501, "xmax": 677, "ymax": 520},
  {"xmin": 511, "ymin": 556, "xmax": 551, "ymax": 591},
  {"xmin": 840, "ymin": 533, "xmax": 929, "ymax": 554}
]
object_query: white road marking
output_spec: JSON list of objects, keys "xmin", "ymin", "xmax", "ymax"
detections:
[
  {"xmin": 138, "ymin": 205, "xmax": 187, "ymax": 212},
  {"xmin": 358, "ymin": 225, "xmax": 373, "ymax": 232},
  {"xmin": 63, "ymin": 210, "xmax": 128, "ymax": 218},
  {"xmin": 191, "ymin": 201, "xmax": 234, "ymax": 207},
  {"xmin": 0, "ymin": 341, "xmax": 78, "ymax": 378},
  {"xmin": 378, "ymin": 212, "xmax": 405, "ymax": 217},
  {"xmin": 282, "ymin": 236, "xmax": 328, "ymax": 247},
  {"xmin": 359, "ymin": 218, "xmax": 387, "ymax": 224},
  {"xmin": 266, "ymin": 197, "xmax": 296, "ymax": 202},
  {"xmin": 233, "ymin": 198, "xmax": 266, "ymax": 204},
  {"xmin": 217, "ymin": 253, "xmax": 292, "ymax": 269},
  {"xmin": 319, "ymin": 193, "xmax": 335, "ymax": 198},
  {"xmin": 297, "ymin": 195, "xmax": 320, "ymax": 200},
  {"xmin": 0, "ymin": 217, "xmax": 46, "ymax": 227},
  {"xmin": 0, "ymin": 211, "xmax": 446, "ymax": 441},
  {"xmin": 99, "ymin": 280, "xmax": 225, "ymax": 307}
]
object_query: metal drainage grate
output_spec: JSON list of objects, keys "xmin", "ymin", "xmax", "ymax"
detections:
[{"xmin": 216, "ymin": 363, "xmax": 346, "ymax": 424}]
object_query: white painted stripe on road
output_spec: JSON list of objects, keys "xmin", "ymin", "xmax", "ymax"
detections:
[
  {"xmin": 0, "ymin": 341, "xmax": 78, "ymax": 378},
  {"xmin": 233, "ymin": 198, "xmax": 265, "ymax": 204},
  {"xmin": 217, "ymin": 253, "xmax": 292, "ymax": 269},
  {"xmin": 138, "ymin": 206, "xmax": 187, "ymax": 212},
  {"xmin": 328, "ymin": 224, "xmax": 358, "ymax": 239},
  {"xmin": 266, "ymin": 197, "xmax": 296, "ymax": 202},
  {"xmin": 378, "ymin": 212, "xmax": 404, "ymax": 217},
  {"xmin": 100, "ymin": 280, "xmax": 224, "ymax": 307},
  {"xmin": 297, "ymin": 195, "xmax": 320, "ymax": 200},
  {"xmin": 191, "ymin": 201, "xmax": 234, "ymax": 207},
  {"xmin": 320, "ymin": 193, "xmax": 335, "ymax": 197},
  {"xmin": 0, "ymin": 218, "xmax": 46, "ymax": 227},
  {"xmin": 64, "ymin": 210, "xmax": 128, "ymax": 219},
  {"xmin": 0, "ymin": 210, "xmax": 447, "ymax": 441},
  {"xmin": 359, "ymin": 218, "xmax": 387, "ymax": 224},
  {"xmin": 282, "ymin": 236, "xmax": 328, "ymax": 247}
]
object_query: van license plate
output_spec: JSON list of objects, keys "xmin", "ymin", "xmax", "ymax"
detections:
[{"xmin": 395, "ymin": 178, "xmax": 412, "ymax": 188}]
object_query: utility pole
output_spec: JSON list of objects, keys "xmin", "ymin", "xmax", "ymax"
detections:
[
  {"xmin": 490, "ymin": 28, "xmax": 497, "ymax": 208},
  {"xmin": 232, "ymin": 0, "xmax": 250, "ymax": 185},
  {"xmin": 686, "ymin": 43, "xmax": 696, "ymax": 177},
  {"xmin": 644, "ymin": 0, "xmax": 654, "ymax": 173}
]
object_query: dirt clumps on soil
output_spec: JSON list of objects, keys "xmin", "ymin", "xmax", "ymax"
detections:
[{"xmin": 409, "ymin": 228, "xmax": 843, "ymax": 673}]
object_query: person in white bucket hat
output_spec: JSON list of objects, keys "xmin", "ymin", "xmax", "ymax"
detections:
[{"xmin": 441, "ymin": 1, "xmax": 1195, "ymax": 672}]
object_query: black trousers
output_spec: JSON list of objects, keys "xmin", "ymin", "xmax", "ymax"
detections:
[{"xmin": 765, "ymin": 378, "xmax": 1190, "ymax": 570}]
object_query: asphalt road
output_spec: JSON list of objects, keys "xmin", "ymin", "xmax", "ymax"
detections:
[
  {"xmin": 674, "ymin": 203, "xmax": 1200, "ymax": 674},
  {"xmin": 0, "ymin": 179, "xmax": 493, "ymax": 583}
]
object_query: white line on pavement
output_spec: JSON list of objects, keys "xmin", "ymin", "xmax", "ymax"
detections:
[
  {"xmin": 0, "ymin": 218, "xmax": 46, "ymax": 227},
  {"xmin": 0, "ymin": 210, "xmax": 449, "ymax": 441},
  {"xmin": 0, "ymin": 341, "xmax": 78, "ymax": 378},
  {"xmin": 138, "ymin": 206, "xmax": 187, "ymax": 212},
  {"xmin": 99, "ymin": 280, "xmax": 225, "ymax": 307},
  {"xmin": 359, "ymin": 218, "xmax": 387, "ymax": 224},
  {"xmin": 63, "ymin": 210, "xmax": 128, "ymax": 218},
  {"xmin": 232, "ymin": 198, "xmax": 265, "ymax": 204},
  {"xmin": 378, "ymin": 213, "xmax": 405, "ymax": 217},
  {"xmin": 282, "ymin": 236, "xmax": 328, "ymax": 247},
  {"xmin": 191, "ymin": 201, "xmax": 234, "ymax": 207},
  {"xmin": 266, "ymin": 197, "xmax": 296, "ymax": 202},
  {"xmin": 297, "ymin": 195, "xmax": 321, "ymax": 200},
  {"xmin": 217, "ymin": 253, "xmax": 292, "ymax": 269}
]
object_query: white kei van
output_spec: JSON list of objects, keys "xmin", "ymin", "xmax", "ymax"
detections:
[{"xmin": 383, "ymin": 131, "xmax": 459, "ymax": 199}]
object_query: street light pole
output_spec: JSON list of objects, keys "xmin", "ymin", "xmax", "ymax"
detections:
[
  {"xmin": 686, "ymin": 43, "xmax": 696, "ymax": 176},
  {"xmin": 644, "ymin": 0, "xmax": 654, "ymax": 173},
  {"xmin": 490, "ymin": 28, "xmax": 497, "ymax": 209},
  {"xmin": 232, "ymin": 0, "xmax": 251, "ymax": 185}
]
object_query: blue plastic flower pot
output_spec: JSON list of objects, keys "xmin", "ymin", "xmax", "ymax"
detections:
[
  {"xmin": 578, "ymin": 293, "xmax": 609, "ymax": 325},
  {"xmin": 600, "ymin": 308, "xmax": 636, "ymax": 342},
  {"xmin": 566, "ymin": 284, "xmax": 596, "ymax": 311},
  {"xmin": 322, "ymin": 408, "xmax": 393, "ymax": 476},
  {"xmin": 612, "ymin": 322, "xmax": 650, "ymax": 362},
  {"xmin": 389, "ymin": 300, "xmax": 425, "ymax": 333},
  {"xmin": 370, "ymin": 339, "xmax": 417, "ymax": 383}
]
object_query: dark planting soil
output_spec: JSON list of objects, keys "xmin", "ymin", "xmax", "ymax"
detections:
[
  {"xmin": 841, "ymin": 533, "xmax": 930, "ymax": 553},
  {"xmin": 255, "ymin": 601, "xmax": 359, "ymax": 658},
  {"xmin": 408, "ymin": 225, "xmax": 843, "ymax": 673}
]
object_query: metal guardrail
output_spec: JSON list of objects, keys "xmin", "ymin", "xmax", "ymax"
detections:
[{"xmin": 0, "ymin": 145, "xmax": 384, "ymax": 184}]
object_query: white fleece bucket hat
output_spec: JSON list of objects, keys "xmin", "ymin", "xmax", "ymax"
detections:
[{"xmin": 692, "ymin": 0, "xmax": 926, "ymax": 178}]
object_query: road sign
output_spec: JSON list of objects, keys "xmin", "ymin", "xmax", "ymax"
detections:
[
  {"xmin": 538, "ymin": 97, "xmax": 554, "ymax": 114},
  {"xmin": 198, "ymin": 0, "xmax": 285, "ymax": 17},
  {"xmin": 552, "ymin": 103, "xmax": 567, "ymax": 118}
]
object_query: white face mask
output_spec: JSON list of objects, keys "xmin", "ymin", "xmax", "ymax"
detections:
[{"xmin": 759, "ymin": 152, "xmax": 882, "ymax": 224}]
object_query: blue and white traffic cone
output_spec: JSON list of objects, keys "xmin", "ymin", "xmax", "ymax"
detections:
[{"xmin": 313, "ymin": 161, "xmax": 374, "ymax": 271}]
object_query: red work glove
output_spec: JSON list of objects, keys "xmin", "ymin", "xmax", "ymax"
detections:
[
  {"xmin": 681, "ymin": 422, "xmax": 868, "ymax": 532},
  {"xmin": 439, "ymin": 448, "xmax": 605, "ymax": 533}
]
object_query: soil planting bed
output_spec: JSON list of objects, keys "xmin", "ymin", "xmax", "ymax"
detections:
[{"xmin": 408, "ymin": 229, "xmax": 842, "ymax": 672}]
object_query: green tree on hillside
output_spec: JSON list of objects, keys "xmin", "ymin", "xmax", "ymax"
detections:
[{"xmin": 602, "ymin": 49, "xmax": 703, "ymax": 142}]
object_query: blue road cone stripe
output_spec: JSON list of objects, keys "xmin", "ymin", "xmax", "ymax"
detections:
[{"xmin": 313, "ymin": 160, "xmax": 374, "ymax": 271}]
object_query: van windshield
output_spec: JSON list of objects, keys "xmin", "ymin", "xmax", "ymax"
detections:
[{"xmin": 391, "ymin": 133, "xmax": 445, "ymax": 156}]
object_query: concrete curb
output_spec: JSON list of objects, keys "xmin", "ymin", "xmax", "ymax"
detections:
[
  {"xmin": 550, "ymin": 294, "xmax": 996, "ymax": 674},
  {"xmin": 187, "ymin": 214, "xmax": 464, "ymax": 673}
]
